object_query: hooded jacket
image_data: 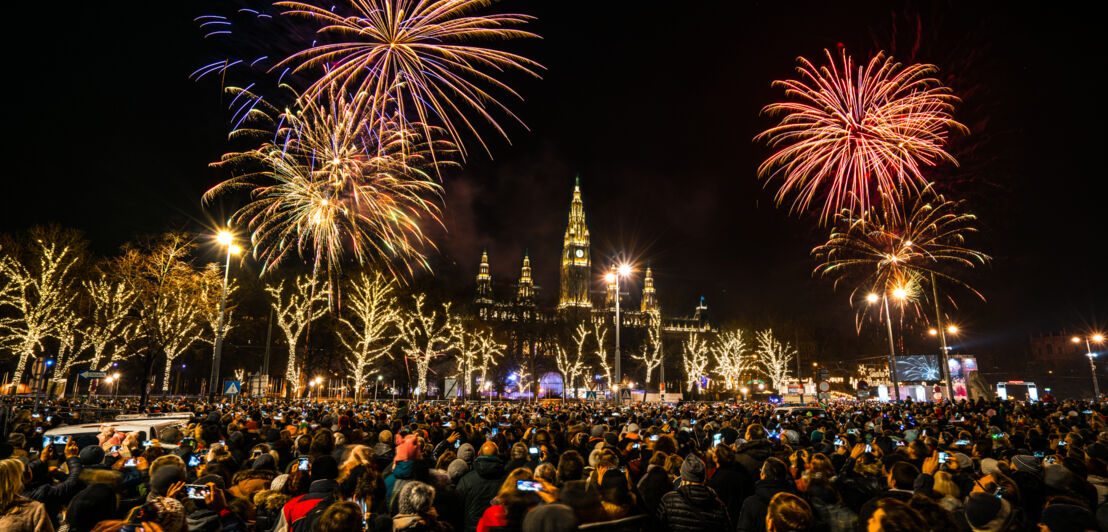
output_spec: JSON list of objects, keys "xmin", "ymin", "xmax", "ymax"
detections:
[
  {"xmin": 736, "ymin": 478, "xmax": 796, "ymax": 532},
  {"xmin": 733, "ymin": 440, "xmax": 773, "ymax": 480},
  {"xmin": 455, "ymin": 455, "xmax": 507, "ymax": 532},
  {"xmin": 656, "ymin": 482, "xmax": 731, "ymax": 532}
]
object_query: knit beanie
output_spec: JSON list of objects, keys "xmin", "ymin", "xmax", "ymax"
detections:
[
  {"xmin": 964, "ymin": 493, "xmax": 1014, "ymax": 532},
  {"xmin": 1012, "ymin": 455, "xmax": 1042, "ymax": 476},
  {"xmin": 397, "ymin": 481, "xmax": 436, "ymax": 515},
  {"xmin": 523, "ymin": 503, "xmax": 578, "ymax": 532},
  {"xmin": 395, "ymin": 435, "xmax": 421, "ymax": 463},
  {"xmin": 151, "ymin": 465, "xmax": 186, "ymax": 496},
  {"xmin": 66, "ymin": 484, "xmax": 119, "ymax": 532},
  {"xmin": 447, "ymin": 459, "xmax": 469, "ymax": 482},
  {"xmin": 680, "ymin": 454, "xmax": 706, "ymax": 482},
  {"xmin": 79, "ymin": 445, "xmax": 105, "ymax": 466},
  {"xmin": 311, "ymin": 455, "xmax": 339, "ymax": 481}
]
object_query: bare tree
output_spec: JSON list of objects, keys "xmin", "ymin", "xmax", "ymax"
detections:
[
  {"xmin": 266, "ymin": 276, "xmax": 328, "ymax": 397},
  {"xmin": 756, "ymin": 329, "xmax": 796, "ymax": 392},
  {"xmin": 198, "ymin": 263, "xmax": 239, "ymax": 349},
  {"xmin": 337, "ymin": 271, "xmax": 400, "ymax": 400},
  {"xmin": 397, "ymin": 294, "xmax": 457, "ymax": 398},
  {"xmin": 474, "ymin": 328, "xmax": 504, "ymax": 396},
  {"xmin": 712, "ymin": 329, "xmax": 755, "ymax": 390},
  {"xmin": 0, "ymin": 226, "xmax": 84, "ymax": 384},
  {"xmin": 683, "ymin": 333, "xmax": 710, "ymax": 392},
  {"xmin": 50, "ymin": 315, "xmax": 84, "ymax": 390},
  {"xmin": 555, "ymin": 323, "xmax": 589, "ymax": 398},
  {"xmin": 632, "ymin": 326, "xmax": 664, "ymax": 386}
]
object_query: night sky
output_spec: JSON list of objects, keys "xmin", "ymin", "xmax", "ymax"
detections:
[{"xmin": 3, "ymin": 1, "xmax": 1105, "ymax": 370}]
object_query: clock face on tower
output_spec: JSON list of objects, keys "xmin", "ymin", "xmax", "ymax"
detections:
[{"xmin": 575, "ymin": 249, "xmax": 584, "ymax": 258}]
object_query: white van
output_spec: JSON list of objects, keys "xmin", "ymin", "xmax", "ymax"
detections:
[{"xmin": 42, "ymin": 413, "xmax": 192, "ymax": 449}]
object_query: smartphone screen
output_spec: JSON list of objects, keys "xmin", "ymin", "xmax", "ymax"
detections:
[
  {"xmin": 865, "ymin": 444, "xmax": 872, "ymax": 453},
  {"xmin": 124, "ymin": 458, "xmax": 138, "ymax": 468},
  {"xmin": 649, "ymin": 435, "xmax": 659, "ymax": 441},
  {"xmin": 42, "ymin": 439, "xmax": 51, "ymax": 449},
  {"xmin": 186, "ymin": 485, "xmax": 210, "ymax": 500},
  {"xmin": 632, "ymin": 443, "xmax": 640, "ymax": 449},
  {"xmin": 189, "ymin": 454, "xmax": 204, "ymax": 467},
  {"xmin": 713, "ymin": 434, "xmax": 723, "ymax": 447},
  {"xmin": 142, "ymin": 440, "xmax": 154, "ymax": 448},
  {"xmin": 491, "ymin": 428, "xmax": 498, "ymax": 436},
  {"xmin": 529, "ymin": 447, "xmax": 539, "ymax": 455},
  {"xmin": 110, "ymin": 445, "xmax": 122, "ymax": 454},
  {"xmin": 516, "ymin": 480, "xmax": 543, "ymax": 492},
  {"xmin": 53, "ymin": 436, "xmax": 69, "ymax": 444},
  {"xmin": 938, "ymin": 452, "xmax": 949, "ymax": 464},
  {"xmin": 298, "ymin": 458, "xmax": 310, "ymax": 471}
]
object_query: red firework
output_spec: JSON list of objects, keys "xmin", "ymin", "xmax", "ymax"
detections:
[{"xmin": 756, "ymin": 49, "xmax": 966, "ymax": 221}]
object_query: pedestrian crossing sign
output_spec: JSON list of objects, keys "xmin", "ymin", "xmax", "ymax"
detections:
[{"xmin": 223, "ymin": 380, "xmax": 241, "ymax": 395}]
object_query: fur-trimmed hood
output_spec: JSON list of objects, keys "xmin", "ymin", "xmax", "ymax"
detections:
[{"xmin": 253, "ymin": 489, "xmax": 293, "ymax": 511}]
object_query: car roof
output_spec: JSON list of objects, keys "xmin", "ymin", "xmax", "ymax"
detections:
[{"xmin": 44, "ymin": 416, "xmax": 189, "ymax": 439}]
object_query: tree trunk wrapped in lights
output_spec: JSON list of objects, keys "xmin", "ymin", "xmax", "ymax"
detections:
[
  {"xmin": 398, "ymin": 295, "xmax": 458, "ymax": 399},
  {"xmin": 756, "ymin": 329, "xmax": 796, "ymax": 393},
  {"xmin": 267, "ymin": 276, "xmax": 328, "ymax": 397},
  {"xmin": 682, "ymin": 333, "xmax": 710, "ymax": 392},
  {"xmin": 591, "ymin": 322, "xmax": 612, "ymax": 392},
  {"xmin": 0, "ymin": 226, "xmax": 84, "ymax": 385},
  {"xmin": 338, "ymin": 271, "xmax": 400, "ymax": 401},
  {"xmin": 452, "ymin": 323, "xmax": 503, "ymax": 398}
]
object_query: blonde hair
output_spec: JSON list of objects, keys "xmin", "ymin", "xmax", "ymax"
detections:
[
  {"xmin": 497, "ymin": 467, "xmax": 534, "ymax": 499},
  {"xmin": 933, "ymin": 471, "xmax": 960, "ymax": 499},
  {"xmin": 0, "ymin": 459, "xmax": 27, "ymax": 511}
]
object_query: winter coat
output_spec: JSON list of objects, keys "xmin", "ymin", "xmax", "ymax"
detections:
[
  {"xmin": 656, "ymin": 482, "xmax": 731, "ymax": 532},
  {"xmin": 636, "ymin": 465, "xmax": 673, "ymax": 516},
  {"xmin": 456, "ymin": 455, "xmax": 507, "ymax": 532},
  {"xmin": 253, "ymin": 489, "xmax": 292, "ymax": 532},
  {"xmin": 833, "ymin": 475, "xmax": 884, "ymax": 514},
  {"xmin": 387, "ymin": 460, "xmax": 419, "ymax": 505},
  {"xmin": 733, "ymin": 440, "xmax": 773, "ymax": 480},
  {"xmin": 736, "ymin": 478, "xmax": 797, "ymax": 532},
  {"xmin": 394, "ymin": 512, "xmax": 451, "ymax": 532},
  {"xmin": 706, "ymin": 463, "xmax": 753, "ymax": 521},
  {"xmin": 271, "ymin": 478, "xmax": 339, "ymax": 532},
  {"xmin": 0, "ymin": 497, "xmax": 55, "ymax": 532},
  {"xmin": 22, "ymin": 457, "xmax": 83, "ymax": 527},
  {"xmin": 229, "ymin": 469, "xmax": 277, "ymax": 502},
  {"xmin": 809, "ymin": 497, "xmax": 857, "ymax": 532}
]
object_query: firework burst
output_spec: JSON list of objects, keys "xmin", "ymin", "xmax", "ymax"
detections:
[
  {"xmin": 757, "ymin": 49, "xmax": 967, "ymax": 221},
  {"xmin": 206, "ymin": 86, "xmax": 451, "ymax": 282},
  {"xmin": 812, "ymin": 184, "xmax": 989, "ymax": 307},
  {"xmin": 273, "ymin": 0, "xmax": 542, "ymax": 160}
]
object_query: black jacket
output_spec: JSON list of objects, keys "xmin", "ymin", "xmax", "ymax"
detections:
[
  {"xmin": 733, "ymin": 440, "xmax": 773, "ymax": 480},
  {"xmin": 736, "ymin": 478, "xmax": 796, "ymax": 532},
  {"xmin": 833, "ymin": 475, "xmax": 885, "ymax": 514},
  {"xmin": 22, "ymin": 456, "xmax": 83, "ymax": 526},
  {"xmin": 657, "ymin": 483, "xmax": 731, "ymax": 532},
  {"xmin": 455, "ymin": 455, "xmax": 506, "ymax": 532},
  {"xmin": 706, "ymin": 463, "xmax": 754, "ymax": 521},
  {"xmin": 636, "ymin": 465, "xmax": 673, "ymax": 515}
]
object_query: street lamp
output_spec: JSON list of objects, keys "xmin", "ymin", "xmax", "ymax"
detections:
[
  {"xmin": 605, "ymin": 264, "xmax": 632, "ymax": 402},
  {"xmin": 314, "ymin": 376, "xmax": 324, "ymax": 401},
  {"xmin": 209, "ymin": 230, "xmax": 241, "ymax": 399},
  {"xmin": 375, "ymin": 375, "xmax": 382, "ymax": 402},
  {"xmin": 868, "ymin": 287, "xmax": 907, "ymax": 401},
  {"xmin": 1072, "ymin": 334, "xmax": 1106, "ymax": 399}
]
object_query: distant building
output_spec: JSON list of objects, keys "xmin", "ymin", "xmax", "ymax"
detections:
[
  {"xmin": 473, "ymin": 179, "xmax": 712, "ymax": 334},
  {"xmin": 1028, "ymin": 330, "xmax": 1088, "ymax": 363}
]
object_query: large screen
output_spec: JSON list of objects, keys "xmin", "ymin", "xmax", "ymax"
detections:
[
  {"xmin": 895, "ymin": 354, "xmax": 942, "ymax": 382},
  {"xmin": 947, "ymin": 356, "xmax": 978, "ymax": 381}
]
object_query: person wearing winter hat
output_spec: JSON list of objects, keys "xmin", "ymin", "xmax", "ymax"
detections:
[
  {"xmin": 394, "ymin": 481, "xmax": 448, "ymax": 532},
  {"xmin": 1011, "ymin": 455, "xmax": 1043, "ymax": 476},
  {"xmin": 522, "ymin": 503, "xmax": 577, "ymax": 532},
  {"xmin": 64, "ymin": 483, "xmax": 120, "ymax": 532},
  {"xmin": 457, "ymin": 442, "xmax": 477, "ymax": 465},
  {"xmin": 659, "ymin": 454, "xmax": 731, "ymax": 530},
  {"xmin": 448, "ymin": 458, "xmax": 470, "ymax": 483},
  {"xmin": 964, "ymin": 492, "xmax": 1017, "ymax": 532},
  {"xmin": 79, "ymin": 444, "xmax": 106, "ymax": 468},
  {"xmin": 1040, "ymin": 502, "xmax": 1097, "ymax": 532}
]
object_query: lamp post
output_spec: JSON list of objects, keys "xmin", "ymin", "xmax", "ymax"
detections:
[
  {"xmin": 605, "ymin": 264, "xmax": 632, "ymax": 402},
  {"xmin": 209, "ymin": 230, "xmax": 241, "ymax": 399},
  {"xmin": 1072, "ymin": 334, "xmax": 1106, "ymax": 399},
  {"xmin": 929, "ymin": 324, "xmax": 959, "ymax": 401},
  {"xmin": 868, "ymin": 288, "xmax": 908, "ymax": 402},
  {"xmin": 314, "ymin": 376, "xmax": 324, "ymax": 401},
  {"xmin": 375, "ymin": 375, "xmax": 382, "ymax": 402}
]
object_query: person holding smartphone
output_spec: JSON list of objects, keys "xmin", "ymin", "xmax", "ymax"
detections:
[{"xmin": 21, "ymin": 438, "xmax": 84, "ymax": 528}]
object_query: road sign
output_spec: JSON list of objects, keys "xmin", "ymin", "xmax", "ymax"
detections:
[
  {"xmin": 443, "ymin": 379, "xmax": 458, "ymax": 398},
  {"xmin": 79, "ymin": 371, "xmax": 108, "ymax": 379},
  {"xmin": 818, "ymin": 368, "xmax": 830, "ymax": 381},
  {"xmin": 31, "ymin": 358, "xmax": 46, "ymax": 379},
  {"xmin": 223, "ymin": 380, "xmax": 241, "ymax": 395},
  {"xmin": 818, "ymin": 380, "xmax": 831, "ymax": 393},
  {"xmin": 248, "ymin": 375, "xmax": 268, "ymax": 397},
  {"xmin": 585, "ymin": 391, "xmax": 598, "ymax": 401}
]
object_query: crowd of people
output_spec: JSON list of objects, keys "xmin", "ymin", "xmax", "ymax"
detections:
[{"xmin": 1, "ymin": 396, "xmax": 1106, "ymax": 532}]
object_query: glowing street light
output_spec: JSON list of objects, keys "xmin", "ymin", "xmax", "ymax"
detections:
[
  {"xmin": 947, "ymin": 325, "xmax": 959, "ymax": 335},
  {"xmin": 1073, "ymin": 334, "xmax": 1106, "ymax": 398},
  {"xmin": 929, "ymin": 328, "xmax": 938, "ymax": 336},
  {"xmin": 209, "ymin": 229, "xmax": 239, "ymax": 399}
]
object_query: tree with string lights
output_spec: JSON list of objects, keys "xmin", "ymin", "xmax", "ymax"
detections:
[
  {"xmin": 632, "ymin": 326, "xmax": 665, "ymax": 386},
  {"xmin": 453, "ymin": 323, "xmax": 503, "ymax": 398},
  {"xmin": 683, "ymin": 333, "xmax": 710, "ymax": 393},
  {"xmin": 591, "ymin": 321, "xmax": 612, "ymax": 392},
  {"xmin": 82, "ymin": 277, "xmax": 138, "ymax": 372},
  {"xmin": 398, "ymin": 294, "xmax": 458, "ymax": 399},
  {"xmin": 756, "ymin": 329, "xmax": 796, "ymax": 392},
  {"xmin": 556, "ymin": 323, "xmax": 589, "ymax": 399},
  {"xmin": 712, "ymin": 329, "xmax": 755, "ymax": 390},
  {"xmin": 266, "ymin": 275, "xmax": 328, "ymax": 397},
  {"xmin": 0, "ymin": 226, "xmax": 84, "ymax": 385},
  {"xmin": 338, "ymin": 270, "xmax": 401, "ymax": 401}
]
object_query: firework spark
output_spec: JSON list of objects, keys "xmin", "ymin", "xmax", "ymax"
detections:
[
  {"xmin": 273, "ymin": 0, "xmax": 542, "ymax": 159},
  {"xmin": 205, "ymin": 86, "xmax": 451, "ymax": 281},
  {"xmin": 812, "ymin": 184, "xmax": 989, "ymax": 305},
  {"xmin": 757, "ymin": 49, "xmax": 966, "ymax": 221}
]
